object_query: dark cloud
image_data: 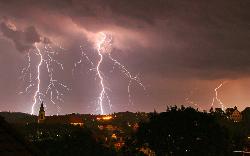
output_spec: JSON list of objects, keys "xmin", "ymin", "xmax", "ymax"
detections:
[
  {"xmin": 0, "ymin": 0, "xmax": 249, "ymax": 70},
  {"xmin": 0, "ymin": 0, "xmax": 248, "ymax": 79},
  {"xmin": 0, "ymin": 21, "xmax": 41, "ymax": 52},
  {"xmin": 0, "ymin": 19, "xmax": 53, "ymax": 53}
]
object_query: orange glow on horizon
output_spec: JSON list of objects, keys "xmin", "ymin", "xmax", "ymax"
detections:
[{"xmin": 97, "ymin": 115, "xmax": 113, "ymax": 120}]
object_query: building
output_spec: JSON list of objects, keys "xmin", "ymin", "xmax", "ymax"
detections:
[
  {"xmin": 226, "ymin": 106, "xmax": 242, "ymax": 122},
  {"xmin": 37, "ymin": 102, "xmax": 84, "ymax": 126},
  {"xmin": 214, "ymin": 108, "xmax": 224, "ymax": 113},
  {"xmin": 38, "ymin": 102, "xmax": 45, "ymax": 123}
]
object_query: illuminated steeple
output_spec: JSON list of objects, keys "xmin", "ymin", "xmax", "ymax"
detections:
[{"xmin": 38, "ymin": 101, "xmax": 45, "ymax": 123}]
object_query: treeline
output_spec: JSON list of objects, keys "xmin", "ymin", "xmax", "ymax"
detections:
[
  {"xmin": 0, "ymin": 112, "xmax": 36, "ymax": 124},
  {"xmin": 120, "ymin": 106, "xmax": 248, "ymax": 156},
  {"xmin": 2, "ymin": 107, "xmax": 250, "ymax": 156}
]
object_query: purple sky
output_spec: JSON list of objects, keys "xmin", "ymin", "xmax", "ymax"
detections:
[{"xmin": 0, "ymin": 0, "xmax": 250, "ymax": 115}]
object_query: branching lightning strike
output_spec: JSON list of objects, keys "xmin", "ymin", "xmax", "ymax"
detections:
[
  {"xmin": 20, "ymin": 43, "xmax": 69, "ymax": 115},
  {"xmin": 31, "ymin": 44, "xmax": 43, "ymax": 115},
  {"xmin": 74, "ymin": 32, "xmax": 146, "ymax": 114},
  {"xmin": 211, "ymin": 82, "xmax": 226, "ymax": 110},
  {"xmin": 96, "ymin": 35, "xmax": 106, "ymax": 115}
]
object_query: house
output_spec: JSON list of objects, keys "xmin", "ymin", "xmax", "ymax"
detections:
[{"xmin": 226, "ymin": 106, "xmax": 242, "ymax": 122}]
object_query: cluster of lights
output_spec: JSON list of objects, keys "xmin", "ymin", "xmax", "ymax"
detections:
[{"xmin": 97, "ymin": 115, "xmax": 113, "ymax": 121}]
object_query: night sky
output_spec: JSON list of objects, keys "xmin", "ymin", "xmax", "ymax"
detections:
[{"xmin": 0, "ymin": 0, "xmax": 250, "ymax": 115}]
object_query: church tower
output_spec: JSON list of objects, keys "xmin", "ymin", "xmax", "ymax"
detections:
[{"xmin": 38, "ymin": 102, "xmax": 45, "ymax": 123}]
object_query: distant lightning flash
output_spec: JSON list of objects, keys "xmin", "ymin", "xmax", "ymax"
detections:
[
  {"xmin": 211, "ymin": 82, "xmax": 226, "ymax": 110},
  {"xmin": 74, "ymin": 32, "xmax": 146, "ymax": 114},
  {"xmin": 184, "ymin": 89, "xmax": 203, "ymax": 110},
  {"xmin": 20, "ymin": 43, "xmax": 69, "ymax": 115}
]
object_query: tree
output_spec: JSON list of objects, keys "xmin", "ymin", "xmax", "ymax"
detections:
[
  {"xmin": 136, "ymin": 107, "xmax": 231, "ymax": 156},
  {"xmin": 34, "ymin": 126, "xmax": 116, "ymax": 156}
]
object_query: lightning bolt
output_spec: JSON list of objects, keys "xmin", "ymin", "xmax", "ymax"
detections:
[
  {"xmin": 108, "ymin": 54, "xmax": 146, "ymax": 104},
  {"xmin": 211, "ymin": 82, "xmax": 226, "ymax": 110},
  {"xmin": 95, "ymin": 32, "xmax": 111, "ymax": 115},
  {"xmin": 20, "ymin": 43, "xmax": 69, "ymax": 115},
  {"xmin": 74, "ymin": 32, "xmax": 146, "ymax": 114},
  {"xmin": 20, "ymin": 52, "xmax": 33, "ymax": 94},
  {"xmin": 72, "ymin": 45, "xmax": 95, "ymax": 75},
  {"xmin": 31, "ymin": 43, "xmax": 43, "ymax": 115},
  {"xmin": 96, "ymin": 44, "xmax": 105, "ymax": 114},
  {"xmin": 184, "ymin": 89, "xmax": 203, "ymax": 110}
]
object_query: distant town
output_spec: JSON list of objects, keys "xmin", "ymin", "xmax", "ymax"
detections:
[{"xmin": 1, "ymin": 103, "xmax": 250, "ymax": 156}]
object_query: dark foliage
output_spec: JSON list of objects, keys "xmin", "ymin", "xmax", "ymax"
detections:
[
  {"xmin": 32, "ymin": 125, "xmax": 116, "ymax": 156},
  {"xmin": 0, "ymin": 116, "xmax": 41, "ymax": 156},
  {"xmin": 136, "ymin": 106, "xmax": 232, "ymax": 156}
]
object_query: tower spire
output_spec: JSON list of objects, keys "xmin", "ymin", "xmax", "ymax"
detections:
[{"xmin": 38, "ymin": 101, "xmax": 45, "ymax": 123}]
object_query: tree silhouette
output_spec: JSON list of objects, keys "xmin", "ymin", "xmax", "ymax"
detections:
[{"xmin": 136, "ymin": 107, "xmax": 231, "ymax": 156}]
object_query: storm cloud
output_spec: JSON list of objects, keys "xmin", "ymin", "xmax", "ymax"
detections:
[
  {"xmin": 0, "ymin": 21, "xmax": 41, "ymax": 52},
  {"xmin": 0, "ymin": 0, "xmax": 250, "ymax": 114},
  {"xmin": 0, "ymin": 0, "xmax": 249, "ymax": 79}
]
